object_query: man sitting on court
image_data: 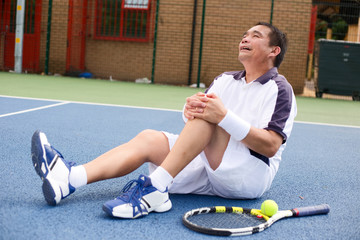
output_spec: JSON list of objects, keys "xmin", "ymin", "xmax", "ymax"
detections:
[{"xmin": 31, "ymin": 22, "xmax": 297, "ymax": 218}]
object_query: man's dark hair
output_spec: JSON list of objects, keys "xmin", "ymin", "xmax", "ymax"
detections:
[{"xmin": 256, "ymin": 22, "xmax": 288, "ymax": 68}]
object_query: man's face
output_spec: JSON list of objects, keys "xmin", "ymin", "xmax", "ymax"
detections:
[{"xmin": 238, "ymin": 25, "xmax": 274, "ymax": 65}]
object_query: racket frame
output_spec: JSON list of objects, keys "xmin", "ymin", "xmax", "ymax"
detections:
[{"xmin": 182, "ymin": 204, "xmax": 330, "ymax": 236}]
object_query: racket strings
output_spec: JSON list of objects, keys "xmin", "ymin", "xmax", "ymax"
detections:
[{"xmin": 187, "ymin": 212, "xmax": 266, "ymax": 229}]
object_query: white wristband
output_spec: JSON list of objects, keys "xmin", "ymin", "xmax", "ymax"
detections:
[
  {"xmin": 218, "ymin": 110, "xmax": 251, "ymax": 141},
  {"xmin": 182, "ymin": 104, "xmax": 188, "ymax": 123}
]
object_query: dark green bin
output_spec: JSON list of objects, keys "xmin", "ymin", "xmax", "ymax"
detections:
[{"xmin": 316, "ymin": 39, "xmax": 360, "ymax": 101}]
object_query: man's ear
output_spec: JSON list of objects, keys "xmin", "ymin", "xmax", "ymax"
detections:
[{"xmin": 270, "ymin": 46, "xmax": 281, "ymax": 57}]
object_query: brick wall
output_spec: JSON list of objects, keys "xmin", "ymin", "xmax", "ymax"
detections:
[
  {"xmin": 272, "ymin": 0, "xmax": 312, "ymax": 94},
  {"xmin": 38, "ymin": 0, "xmax": 311, "ymax": 94},
  {"xmin": 38, "ymin": 0, "xmax": 68, "ymax": 75},
  {"xmin": 150, "ymin": 0, "xmax": 312, "ymax": 93}
]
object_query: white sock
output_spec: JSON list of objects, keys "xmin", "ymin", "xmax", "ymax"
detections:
[
  {"xmin": 149, "ymin": 166, "xmax": 173, "ymax": 192},
  {"xmin": 69, "ymin": 165, "xmax": 87, "ymax": 189}
]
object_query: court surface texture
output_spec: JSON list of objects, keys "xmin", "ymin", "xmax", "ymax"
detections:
[{"xmin": 1, "ymin": 73, "xmax": 359, "ymax": 239}]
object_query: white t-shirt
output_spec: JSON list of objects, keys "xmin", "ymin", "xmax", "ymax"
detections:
[{"xmin": 205, "ymin": 67, "xmax": 297, "ymax": 171}]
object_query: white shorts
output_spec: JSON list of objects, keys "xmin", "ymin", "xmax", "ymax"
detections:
[{"xmin": 148, "ymin": 131, "xmax": 276, "ymax": 199}]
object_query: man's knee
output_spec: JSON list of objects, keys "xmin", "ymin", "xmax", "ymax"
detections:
[
  {"xmin": 137, "ymin": 129, "xmax": 161, "ymax": 144},
  {"xmin": 136, "ymin": 130, "xmax": 169, "ymax": 161}
]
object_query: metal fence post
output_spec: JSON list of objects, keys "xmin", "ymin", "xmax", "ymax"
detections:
[
  {"xmin": 188, "ymin": 0, "xmax": 198, "ymax": 86},
  {"xmin": 270, "ymin": 0, "xmax": 274, "ymax": 24},
  {"xmin": 14, "ymin": 0, "xmax": 25, "ymax": 73},
  {"xmin": 196, "ymin": 0, "xmax": 206, "ymax": 88},
  {"xmin": 151, "ymin": 0, "xmax": 160, "ymax": 84},
  {"xmin": 45, "ymin": 0, "xmax": 53, "ymax": 75}
]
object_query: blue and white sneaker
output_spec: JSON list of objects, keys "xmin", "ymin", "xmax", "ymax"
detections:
[
  {"xmin": 31, "ymin": 130, "xmax": 75, "ymax": 206},
  {"xmin": 102, "ymin": 175, "xmax": 172, "ymax": 218}
]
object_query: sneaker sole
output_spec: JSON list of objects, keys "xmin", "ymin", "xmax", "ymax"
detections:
[
  {"xmin": 102, "ymin": 199, "xmax": 172, "ymax": 218},
  {"xmin": 31, "ymin": 130, "xmax": 47, "ymax": 179},
  {"xmin": 32, "ymin": 131, "xmax": 63, "ymax": 206},
  {"xmin": 103, "ymin": 205, "xmax": 149, "ymax": 218},
  {"xmin": 42, "ymin": 179, "xmax": 57, "ymax": 206}
]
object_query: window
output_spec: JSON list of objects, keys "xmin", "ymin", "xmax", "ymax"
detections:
[{"xmin": 94, "ymin": 0, "xmax": 152, "ymax": 42}]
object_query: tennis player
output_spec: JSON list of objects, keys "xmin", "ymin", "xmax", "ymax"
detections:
[{"xmin": 31, "ymin": 22, "xmax": 297, "ymax": 219}]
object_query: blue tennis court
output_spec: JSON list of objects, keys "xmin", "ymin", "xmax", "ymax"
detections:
[{"xmin": 0, "ymin": 95, "xmax": 359, "ymax": 239}]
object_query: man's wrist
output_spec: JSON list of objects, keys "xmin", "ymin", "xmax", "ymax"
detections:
[{"xmin": 218, "ymin": 110, "xmax": 251, "ymax": 141}]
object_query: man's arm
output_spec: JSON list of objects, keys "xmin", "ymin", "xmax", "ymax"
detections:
[{"xmin": 242, "ymin": 127, "xmax": 283, "ymax": 158}]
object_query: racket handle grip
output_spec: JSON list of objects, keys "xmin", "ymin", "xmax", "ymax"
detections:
[{"xmin": 293, "ymin": 204, "xmax": 330, "ymax": 217}]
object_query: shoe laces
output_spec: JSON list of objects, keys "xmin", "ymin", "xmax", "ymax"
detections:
[
  {"xmin": 118, "ymin": 178, "xmax": 144, "ymax": 201},
  {"xmin": 117, "ymin": 178, "xmax": 147, "ymax": 212}
]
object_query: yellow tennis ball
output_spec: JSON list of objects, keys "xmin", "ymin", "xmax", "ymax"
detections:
[{"xmin": 261, "ymin": 200, "xmax": 278, "ymax": 217}]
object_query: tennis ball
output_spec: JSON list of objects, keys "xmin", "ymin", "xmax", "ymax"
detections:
[{"xmin": 261, "ymin": 200, "xmax": 278, "ymax": 217}]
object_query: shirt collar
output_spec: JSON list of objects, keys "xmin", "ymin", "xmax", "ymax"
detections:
[{"xmin": 238, "ymin": 67, "xmax": 278, "ymax": 84}]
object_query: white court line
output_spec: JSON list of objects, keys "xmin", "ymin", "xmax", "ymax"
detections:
[
  {"xmin": 295, "ymin": 120, "xmax": 360, "ymax": 129},
  {"xmin": 0, "ymin": 94, "xmax": 181, "ymax": 113},
  {"xmin": 0, "ymin": 101, "xmax": 70, "ymax": 118},
  {"xmin": 1, "ymin": 94, "xmax": 360, "ymax": 129}
]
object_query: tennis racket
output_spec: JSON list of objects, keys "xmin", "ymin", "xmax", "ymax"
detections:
[{"xmin": 182, "ymin": 204, "xmax": 330, "ymax": 236}]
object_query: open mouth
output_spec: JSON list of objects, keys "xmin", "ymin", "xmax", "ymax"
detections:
[{"xmin": 240, "ymin": 46, "xmax": 251, "ymax": 51}]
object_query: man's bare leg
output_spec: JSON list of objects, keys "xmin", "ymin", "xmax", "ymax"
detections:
[
  {"xmin": 31, "ymin": 117, "xmax": 229, "ymax": 211},
  {"xmin": 161, "ymin": 118, "xmax": 230, "ymax": 177},
  {"xmin": 84, "ymin": 116, "xmax": 229, "ymax": 185},
  {"xmin": 204, "ymin": 123, "xmax": 230, "ymax": 170},
  {"xmin": 83, "ymin": 129, "xmax": 170, "ymax": 184}
]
